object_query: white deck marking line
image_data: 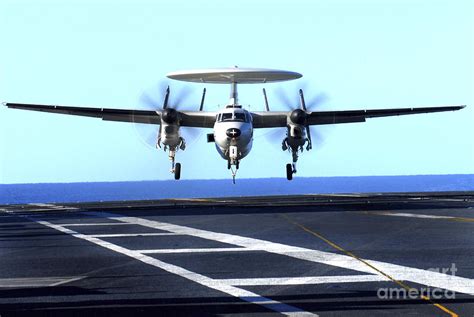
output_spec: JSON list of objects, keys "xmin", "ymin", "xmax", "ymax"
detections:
[
  {"xmin": 27, "ymin": 203, "xmax": 79, "ymax": 210},
  {"xmin": 90, "ymin": 233, "xmax": 179, "ymax": 238},
  {"xmin": 138, "ymin": 247, "xmax": 253, "ymax": 254},
  {"xmin": 85, "ymin": 212, "xmax": 474, "ymax": 295},
  {"xmin": 0, "ymin": 276, "xmax": 85, "ymax": 288},
  {"xmin": 370, "ymin": 212, "xmax": 458, "ymax": 219},
  {"xmin": 220, "ymin": 274, "xmax": 389, "ymax": 286},
  {"xmin": 33, "ymin": 219, "xmax": 317, "ymax": 317},
  {"xmin": 364, "ymin": 211, "xmax": 474, "ymax": 222},
  {"xmin": 49, "ymin": 276, "xmax": 86, "ymax": 286},
  {"xmin": 61, "ymin": 222, "xmax": 132, "ymax": 227}
]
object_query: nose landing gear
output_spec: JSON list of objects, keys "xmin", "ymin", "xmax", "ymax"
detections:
[{"xmin": 227, "ymin": 145, "xmax": 240, "ymax": 184}]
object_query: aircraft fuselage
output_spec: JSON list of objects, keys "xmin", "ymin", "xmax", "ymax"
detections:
[{"xmin": 213, "ymin": 106, "xmax": 253, "ymax": 164}]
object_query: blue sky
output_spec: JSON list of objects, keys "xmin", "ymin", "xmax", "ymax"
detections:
[{"xmin": 1, "ymin": 0, "xmax": 472, "ymax": 183}]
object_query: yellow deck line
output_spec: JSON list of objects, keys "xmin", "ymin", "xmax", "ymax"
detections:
[{"xmin": 281, "ymin": 214, "xmax": 459, "ymax": 317}]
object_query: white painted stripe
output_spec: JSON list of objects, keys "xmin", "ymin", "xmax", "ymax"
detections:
[
  {"xmin": 0, "ymin": 276, "xmax": 85, "ymax": 288},
  {"xmin": 28, "ymin": 203, "xmax": 57, "ymax": 207},
  {"xmin": 34, "ymin": 219, "xmax": 317, "ymax": 317},
  {"xmin": 86, "ymin": 212, "xmax": 474, "ymax": 295},
  {"xmin": 138, "ymin": 247, "xmax": 251, "ymax": 254},
  {"xmin": 220, "ymin": 275, "xmax": 389, "ymax": 286},
  {"xmin": 49, "ymin": 276, "xmax": 85, "ymax": 286},
  {"xmin": 373, "ymin": 212, "xmax": 457, "ymax": 219},
  {"xmin": 90, "ymin": 233, "xmax": 179, "ymax": 238},
  {"xmin": 61, "ymin": 222, "xmax": 132, "ymax": 227},
  {"xmin": 27, "ymin": 203, "xmax": 79, "ymax": 210}
]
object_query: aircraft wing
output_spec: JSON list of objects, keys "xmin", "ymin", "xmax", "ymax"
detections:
[
  {"xmin": 251, "ymin": 105, "xmax": 465, "ymax": 128},
  {"xmin": 4, "ymin": 103, "xmax": 216, "ymax": 128}
]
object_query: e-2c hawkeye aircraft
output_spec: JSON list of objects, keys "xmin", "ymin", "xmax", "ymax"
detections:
[{"xmin": 4, "ymin": 67, "xmax": 465, "ymax": 183}]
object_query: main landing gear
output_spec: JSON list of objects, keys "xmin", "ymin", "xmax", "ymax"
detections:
[
  {"xmin": 286, "ymin": 163, "xmax": 295, "ymax": 180},
  {"xmin": 282, "ymin": 137, "xmax": 306, "ymax": 181},
  {"xmin": 162, "ymin": 137, "xmax": 186, "ymax": 180},
  {"xmin": 168, "ymin": 149, "xmax": 182, "ymax": 180}
]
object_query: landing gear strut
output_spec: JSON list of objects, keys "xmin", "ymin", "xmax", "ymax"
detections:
[
  {"xmin": 230, "ymin": 163, "xmax": 239, "ymax": 184},
  {"xmin": 164, "ymin": 142, "xmax": 185, "ymax": 180},
  {"xmin": 168, "ymin": 147, "xmax": 182, "ymax": 180},
  {"xmin": 228, "ymin": 145, "xmax": 240, "ymax": 184},
  {"xmin": 283, "ymin": 140, "xmax": 299, "ymax": 181}
]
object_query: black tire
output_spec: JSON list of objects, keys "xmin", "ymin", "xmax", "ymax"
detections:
[
  {"xmin": 286, "ymin": 164, "xmax": 293, "ymax": 181},
  {"xmin": 174, "ymin": 163, "xmax": 181, "ymax": 180},
  {"xmin": 227, "ymin": 161, "xmax": 231, "ymax": 169}
]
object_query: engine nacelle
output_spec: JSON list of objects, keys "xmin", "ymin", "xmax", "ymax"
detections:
[
  {"xmin": 289, "ymin": 109, "xmax": 307, "ymax": 125},
  {"xmin": 161, "ymin": 108, "xmax": 179, "ymax": 124},
  {"xmin": 160, "ymin": 108, "xmax": 182, "ymax": 148},
  {"xmin": 288, "ymin": 124, "xmax": 305, "ymax": 139},
  {"xmin": 284, "ymin": 110, "xmax": 309, "ymax": 151}
]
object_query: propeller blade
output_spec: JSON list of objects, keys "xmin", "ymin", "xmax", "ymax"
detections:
[
  {"xmin": 254, "ymin": 128, "xmax": 286, "ymax": 143},
  {"xmin": 181, "ymin": 127, "xmax": 204, "ymax": 148},
  {"xmin": 299, "ymin": 89, "xmax": 307, "ymax": 111},
  {"xmin": 139, "ymin": 80, "xmax": 170, "ymax": 110},
  {"xmin": 274, "ymin": 86, "xmax": 295, "ymax": 111},
  {"xmin": 297, "ymin": 81, "xmax": 329, "ymax": 111},
  {"xmin": 199, "ymin": 88, "xmax": 206, "ymax": 111},
  {"xmin": 162, "ymin": 86, "xmax": 170, "ymax": 109},
  {"xmin": 306, "ymin": 92, "xmax": 329, "ymax": 111},
  {"xmin": 134, "ymin": 82, "xmax": 169, "ymax": 149},
  {"xmin": 305, "ymin": 125, "xmax": 312, "ymax": 150},
  {"xmin": 139, "ymin": 92, "xmax": 158, "ymax": 110},
  {"xmin": 263, "ymin": 88, "xmax": 270, "ymax": 111},
  {"xmin": 132, "ymin": 122, "xmax": 159, "ymax": 150},
  {"xmin": 309, "ymin": 126, "xmax": 328, "ymax": 150},
  {"xmin": 171, "ymin": 85, "xmax": 192, "ymax": 108}
]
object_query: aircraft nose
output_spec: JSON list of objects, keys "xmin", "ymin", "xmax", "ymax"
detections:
[{"xmin": 226, "ymin": 128, "xmax": 241, "ymax": 138}]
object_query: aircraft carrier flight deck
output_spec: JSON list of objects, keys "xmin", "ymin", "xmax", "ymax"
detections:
[{"xmin": 1, "ymin": 192, "xmax": 473, "ymax": 316}]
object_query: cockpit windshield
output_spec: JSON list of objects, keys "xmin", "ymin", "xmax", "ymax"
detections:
[
  {"xmin": 219, "ymin": 112, "xmax": 248, "ymax": 123},
  {"xmin": 221, "ymin": 113, "xmax": 233, "ymax": 121},
  {"xmin": 234, "ymin": 113, "xmax": 246, "ymax": 122}
]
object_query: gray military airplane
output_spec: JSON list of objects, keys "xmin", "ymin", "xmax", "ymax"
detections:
[{"xmin": 4, "ymin": 67, "xmax": 465, "ymax": 183}]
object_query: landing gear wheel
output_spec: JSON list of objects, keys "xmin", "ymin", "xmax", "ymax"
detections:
[
  {"xmin": 174, "ymin": 163, "xmax": 181, "ymax": 180},
  {"xmin": 286, "ymin": 163, "xmax": 293, "ymax": 181},
  {"xmin": 227, "ymin": 161, "xmax": 231, "ymax": 170}
]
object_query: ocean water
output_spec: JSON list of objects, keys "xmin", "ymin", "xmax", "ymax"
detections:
[{"xmin": 1, "ymin": 175, "xmax": 473, "ymax": 205}]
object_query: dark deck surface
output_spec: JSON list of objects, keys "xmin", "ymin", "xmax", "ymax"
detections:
[{"xmin": 1, "ymin": 192, "xmax": 473, "ymax": 316}]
